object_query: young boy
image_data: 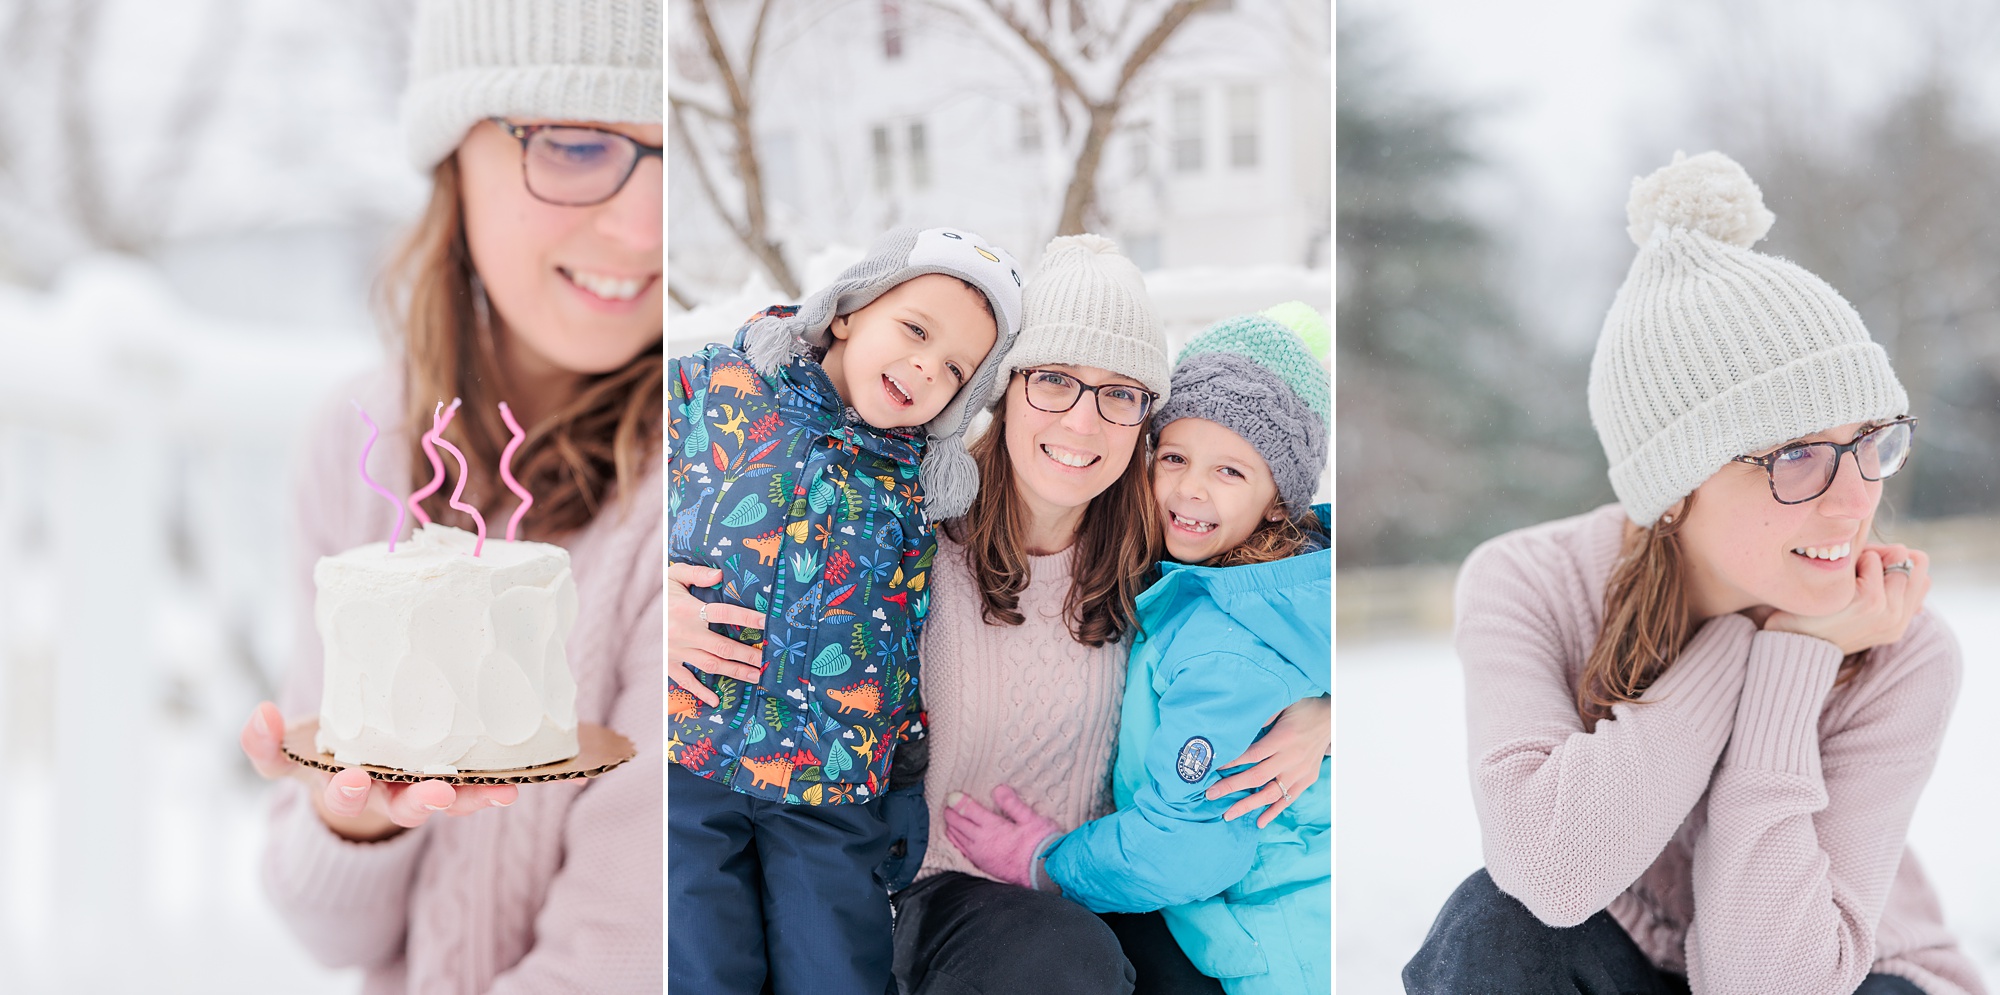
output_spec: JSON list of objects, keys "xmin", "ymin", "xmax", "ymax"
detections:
[{"xmin": 667, "ymin": 226, "xmax": 1023, "ymax": 995}]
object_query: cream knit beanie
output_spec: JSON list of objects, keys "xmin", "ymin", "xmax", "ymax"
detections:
[
  {"xmin": 1589, "ymin": 151, "xmax": 1908, "ymax": 526},
  {"xmin": 402, "ymin": 0, "xmax": 663, "ymax": 169},
  {"xmin": 994, "ymin": 234, "xmax": 1172, "ymax": 404}
]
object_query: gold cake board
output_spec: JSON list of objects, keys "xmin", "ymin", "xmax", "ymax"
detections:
[{"xmin": 283, "ymin": 719, "xmax": 635, "ymax": 785}]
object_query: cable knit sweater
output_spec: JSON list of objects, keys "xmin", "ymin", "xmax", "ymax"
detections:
[
  {"xmin": 1458, "ymin": 504, "xmax": 1980, "ymax": 995},
  {"xmin": 262, "ymin": 370, "xmax": 663, "ymax": 995},
  {"xmin": 916, "ymin": 532, "xmax": 1128, "ymax": 882}
]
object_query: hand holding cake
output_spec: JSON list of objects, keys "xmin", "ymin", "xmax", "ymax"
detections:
[{"xmin": 239, "ymin": 701, "xmax": 516, "ymax": 841}]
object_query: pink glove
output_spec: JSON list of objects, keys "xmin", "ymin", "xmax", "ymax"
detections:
[{"xmin": 940, "ymin": 785, "xmax": 1061, "ymax": 889}]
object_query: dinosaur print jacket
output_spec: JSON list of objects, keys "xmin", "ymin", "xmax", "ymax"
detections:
[{"xmin": 668, "ymin": 307, "xmax": 933, "ymax": 805}]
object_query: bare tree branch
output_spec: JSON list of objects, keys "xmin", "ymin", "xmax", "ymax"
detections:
[{"xmin": 684, "ymin": 0, "xmax": 799, "ymax": 297}]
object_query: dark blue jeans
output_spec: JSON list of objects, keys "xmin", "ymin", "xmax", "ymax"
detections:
[
  {"xmin": 1404, "ymin": 870, "xmax": 1928, "ymax": 995},
  {"xmin": 669, "ymin": 762, "xmax": 896, "ymax": 995}
]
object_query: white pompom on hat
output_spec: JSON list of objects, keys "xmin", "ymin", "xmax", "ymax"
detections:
[
  {"xmin": 402, "ymin": 0, "xmax": 663, "ymax": 170},
  {"xmin": 1588, "ymin": 150, "xmax": 1908, "ymax": 526}
]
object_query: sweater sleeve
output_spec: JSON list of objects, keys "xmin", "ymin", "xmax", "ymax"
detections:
[
  {"xmin": 1458, "ymin": 535, "xmax": 1755, "ymax": 927},
  {"xmin": 488, "ymin": 580, "xmax": 666, "ymax": 995},
  {"xmin": 1041, "ymin": 647, "xmax": 1303, "ymax": 913},
  {"xmin": 1685, "ymin": 613, "xmax": 1960, "ymax": 995}
]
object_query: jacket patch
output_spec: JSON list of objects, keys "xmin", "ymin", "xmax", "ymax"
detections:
[{"xmin": 1176, "ymin": 737, "xmax": 1214, "ymax": 783}]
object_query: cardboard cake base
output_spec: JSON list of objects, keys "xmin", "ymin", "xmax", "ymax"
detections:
[{"xmin": 282, "ymin": 719, "xmax": 636, "ymax": 785}]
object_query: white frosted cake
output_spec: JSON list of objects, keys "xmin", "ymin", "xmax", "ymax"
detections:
[{"xmin": 314, "ymin": 523, "xmax": 580, "ymax": 773}]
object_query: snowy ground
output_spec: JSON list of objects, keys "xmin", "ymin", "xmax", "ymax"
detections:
[{"xmin": 1337, "ymin": 575, "xmax": 2000, "ymax": 994}]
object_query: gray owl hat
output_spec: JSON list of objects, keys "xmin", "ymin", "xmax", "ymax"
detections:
[{"xmin": 739, "ymin": 226, "xmax": 1025, "ymax": 521}]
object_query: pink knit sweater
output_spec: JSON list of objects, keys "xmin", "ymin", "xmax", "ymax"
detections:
[
  {"xmin": 262, "ymin": 371, "xmax": 662, "ymax": 995},
  {"xmin": 1458, "ymin": 504, "xmax": 1980, "ymax": 995},
  {"xmin": 916, "ymin": 533, "xmax": 1128, "ymax": 882}
]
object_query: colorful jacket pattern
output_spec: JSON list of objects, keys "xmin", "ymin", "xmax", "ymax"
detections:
[
  {"xmin": 667, "ymin": 307, "xmax": 932, "ymax": 804},
  {"xmin": 1043, "ymin": 507, "xmax": 1332, "ymax": 995}
]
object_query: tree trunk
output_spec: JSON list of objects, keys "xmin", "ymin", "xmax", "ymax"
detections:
[{"xmin": 1056, "ymin": 102, "xmax": 1117, "ymax": 235}]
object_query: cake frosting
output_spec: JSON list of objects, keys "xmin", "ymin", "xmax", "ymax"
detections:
[{"xmin": 314, "ymin": 523, "xmax": 580, "ymax": 773}]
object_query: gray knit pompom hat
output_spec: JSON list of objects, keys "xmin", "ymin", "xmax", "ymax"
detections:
[
  {"xmin": 1588, "ymin": 150, "xmax": 1908, "ymax": 527},
  {"xmin": 737, "ymin": 226, "xmax": 1025, "ymax": 521},
  {"xmin": 993, "ymin": 234, "xmax": 1171, "ymax": 404},
  {"xmin": 1153, "ymin": 302, "xmax": 1331, "ymax": 518},
  {"xmin": 402, "ymin": 0, "xmax": 663, "ymax": 169}
]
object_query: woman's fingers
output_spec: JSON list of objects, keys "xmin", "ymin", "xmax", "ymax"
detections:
[
  {"xmin": 446, "ymin": 783, "xmax": 518, "ymax": 815},
  {"xmin": 667, "ymin": 562, "xmax": 725, "ymax": 588},
  {"xmin": 322, "ymin": 766, "xmax": 376, "ymax": 819},
  {"xmin": 385, "ymin": 779, "xmax": 458, "ymax": 829},
  {"xmin": 239, "ymin": 702, "xmax": 293, "ymax": 780},
  {"xmin": 668, "ymin": 662, "xmax": 721, "ymax": 707},
  {"xmin": 681, "ymin": 647, "xmax": 763, "ymax": 684},
  {"xmin": 1205, "ymin": 756, "xmax": 1279, "ymax": 802},
  {"xmin": 1217, "ymin": 736, "xmax": 1279, "ymax": 773},
  {"xmin": 698, "ymin": 600, "xmax": 769, "ymax": 631},
  {"xmin": 1222, "ymin": 782, "xmax": 1284, "ymax": 823}
]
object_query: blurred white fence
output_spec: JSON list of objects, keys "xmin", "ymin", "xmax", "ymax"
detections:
[{"xmin": 0, "ymin": 254, "xmax": 377, "ymax": 993}]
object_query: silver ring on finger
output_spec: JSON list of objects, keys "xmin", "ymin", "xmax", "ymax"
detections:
[
  {"xmin": 1885, "ymin": 559, "xmax": 1914, "ymax": 576},
  {"xmin": 1276, "ymin": 779, "xmax": 1291, "ymax": 800},
  {"xmin": 699, "ymin": 603, "xmax": 710, "ymax": 624}
]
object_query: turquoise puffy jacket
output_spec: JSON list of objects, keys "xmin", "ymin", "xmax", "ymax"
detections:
[{"xmin": 1042, "ymin": 508, "xmax": 1331, "ymax": 995}]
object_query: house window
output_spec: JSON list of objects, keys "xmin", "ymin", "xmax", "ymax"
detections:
[
  {"xmin": 882, "ymin": 1, "xmax": 903, "ymax": 60},
  {"xmin": 1172, "ymin": 89, "xmax": 1203, "ymax": 173},
  {"xmin": 1228, "ymin": 84, "xmax": 1258, "ymax": 169},
  {"xmin": 908, "ymin": 121, "xmax": 930, "ymax": 189},
  {"xmin": 1128, "ymin": 123, "xmax": 1151, "ymax": 179},
  {"xmin": 873, "ymin": 125, "xmax": 893, "ymax": 192},
  {"xmin": 1019, "ymin": 106, "xmax": 1041, "ymax": 153}
]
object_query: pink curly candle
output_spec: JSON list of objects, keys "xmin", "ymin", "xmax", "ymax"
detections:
[
  {"xmin": 432, "ymin": 432, "xmax": 487, "ymax": 557},
  {"xmin": 350, "ymin": 401, "xmax": 408, "ymax": 552},
  {"xmin": 497, "ymin": 401, "xmax": 534, "ymax": 542},
  {"xmin": 406, "ymin": 398, "xmax": 461, "ymax": 526}
]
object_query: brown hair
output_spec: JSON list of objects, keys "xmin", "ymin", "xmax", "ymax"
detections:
[
  {"xmin": 948, "ymin": 386, "xmax": 1161, "ymax": 647},
  {"xmin": 1206, "ymin": 508, "xmax": 1325, "ymax": 568},
  {"xmin": 1579, "ymin": 491, "xmax": 1866, "ymax": 728},
  {"xmin": 381, "ymin": 157, "xmax": 663, "ymax": 538}
]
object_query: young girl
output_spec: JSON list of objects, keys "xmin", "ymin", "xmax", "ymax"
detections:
[
  {"xmin": 942, "ymin": 303, "xmax": 1333, "ymax": 995},
  {"xmin": 236, "ymin": 2, "xmax": 663, "ymax": 991},
  {"xmin": 1401, "ymin": 152, "xmax": 1977, "ymax": 995}
]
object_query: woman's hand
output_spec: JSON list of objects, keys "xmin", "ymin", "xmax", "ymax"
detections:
[
  {"xmin": 940, "ymin": 786, "xmax": 1062, "ymax": 890},
  {"xmin": 1204, "ymin": 694, "xmax": 1330, "ymax": 828},
  {"xmin": 239, "ymin": 701, "xmax": 517, "ymax": 843},
  {"xmin": 668, "ymin": 562, "xmax": 767, "ymax": 707},
  {"xmin": 1763, "ymin": 544, "xmax": 1930, "ymax": 655}
]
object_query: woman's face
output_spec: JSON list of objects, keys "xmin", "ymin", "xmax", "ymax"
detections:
[
  {"xmin": 1677, "ymin": 421, "xmax": 1881, "ymax": 618},
  {"xmin": 1153, "ymin": 417, "xmax": 1282, "ymax": 563},
  {"xmin": 1002, "ymin": 364, "xmax": 1147, "ymax": 521},
  {"xmin": 457, "ymin": 118, "xmax": 664, "ymax": 379}
]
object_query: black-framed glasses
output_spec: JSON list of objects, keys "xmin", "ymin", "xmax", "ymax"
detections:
[
  {"xmin": 1018, "ymin": 368, "xmax": 1156, "ymax": 426},
  {"xmin": 1730, "ymin": 417, "xmax": 1916, "ymax": 504},
  {"xmin": 491, "ymin": 119, "xmax": 663, "ymax": 207}
]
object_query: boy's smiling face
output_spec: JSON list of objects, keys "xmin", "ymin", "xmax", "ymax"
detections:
[{"xmin": 820, "ymin": 274, "xmax": 998, "ymax": 430}]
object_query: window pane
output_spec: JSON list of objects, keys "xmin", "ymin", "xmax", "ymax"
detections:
[
  {"xmin": 1172, "ymin": 89, "xmax": 1202, "ymax": 173},
  {"xmin": 881, "ymin": 0, "xmax": 902, "ymax": 59},
  {"xmin": 1228, "ymin": 84, "xmax": 1257, "ymax": 169},
  {"xmin": 909, "ymin": 121, "xmax": 929, "ymax": 189},
  {"xmin": 873, "ymin": 125, "xmax": 893, "ymax": 192},
  {"xmin": 1019, "ymin": 105, "xmax": 1041, "ymax": 153}
]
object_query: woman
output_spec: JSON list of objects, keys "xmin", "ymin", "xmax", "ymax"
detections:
[
  {"xmin": 669, "ymin": 236, "xmax": 1329, "ymax": 993},
  {"xmin": 1402, "ymin": 152, "xmax": 1978, "ymax": 995},
  {"xmin": 237, "ymin": 2, "xmax": 663, "ymax": 992}
]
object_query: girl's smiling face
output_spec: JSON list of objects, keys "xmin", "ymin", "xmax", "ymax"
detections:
[
  {"xmin": 457, "ymin": 117, "xmax": 664, "ymax": 380},
  {"xmin": 1153, "ymin": 417, "xmax": 1283, "ymax": 563},
  {"xmin": 1677, "ymin": 421, "xmax": 1883, "ymax": 618}
]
